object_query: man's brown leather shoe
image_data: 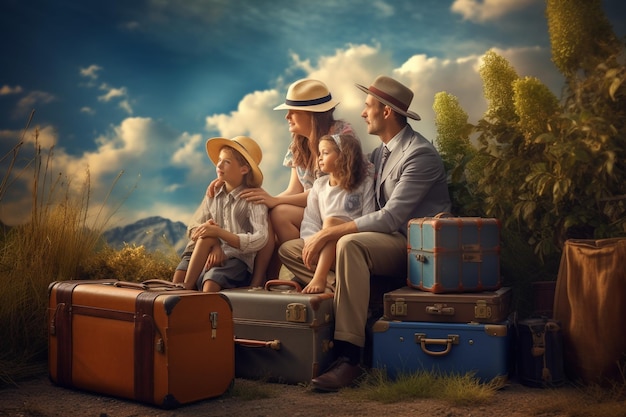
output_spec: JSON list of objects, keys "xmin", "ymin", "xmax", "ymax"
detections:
[{"xmin": 311, "ymin": 357, "xmax": 364, "ymax": 392}]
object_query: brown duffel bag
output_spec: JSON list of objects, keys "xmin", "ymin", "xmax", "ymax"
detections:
[{"xmin": 553, "ymin": 238, "xmax": 626, "ymax": 385}]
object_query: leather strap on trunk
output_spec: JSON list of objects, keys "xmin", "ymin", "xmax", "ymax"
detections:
[
  {"xmin": 54, "ymin": 281, "xmax": 82, "ymax": 387},
  {"xmin": 134, "ymin": 291, "xmax": 160, "ymax": 404}
]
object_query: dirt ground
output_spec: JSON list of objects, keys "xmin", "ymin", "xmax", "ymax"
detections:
[{"xmin": 0, "ymin": 373, "xmax": 612, "ymax": 417}]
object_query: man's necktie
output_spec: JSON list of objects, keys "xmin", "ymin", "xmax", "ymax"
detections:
[{"xmin": 377, "ymin": 146, "xmax": 391, "ymax": 209}]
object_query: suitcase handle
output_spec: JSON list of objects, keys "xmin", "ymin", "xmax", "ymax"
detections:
[
  {"xmin": 434, "ymin": 212, "xmax": 454, "ymax": 219},
  {"xmin": 264, "ymin": 279, "xmax": 302, "ymax": 292},
  {"xmin": 113, "ymin": 280, "xmax": 185, "ymax": 290},
  {"xmin": 235, "ymin": 338, "xmax": 281, "ymax": 350},
  {"xmin": 415, "ymin": 333, "xmax": 459, "ymax": 357},
  {"xmin": 425, "ymin": 305, "xmax": 455, "ymax": 316}
]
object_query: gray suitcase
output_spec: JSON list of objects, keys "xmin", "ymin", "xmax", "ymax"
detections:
[
  {"xmin": 220, "ymin": 280, "xmax": 335, "ymax": 384},
  {"xmin": 383, "ymin": 286, "xmax": 512, "ymax": 323}
]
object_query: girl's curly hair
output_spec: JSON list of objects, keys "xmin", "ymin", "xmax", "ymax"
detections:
[{"xmin": 319, "ymin": 134, "xmax": 368, "ymax": 191}]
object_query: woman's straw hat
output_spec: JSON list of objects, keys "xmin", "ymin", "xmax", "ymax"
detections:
[{"xmin": 274, "ymin": 79, "xmax": 339, "ymax": 112}]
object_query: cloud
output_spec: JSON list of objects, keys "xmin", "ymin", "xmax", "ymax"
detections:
[
  {"xmin": 98, "ymin": 84, "xmax": 127, "ymax": 101},
  {"xmin": 118, "ymin": 100, "xmax": 133, "ymax": 115},
  {"xmin": 373, "ymin": 1, "xmax": 395, "ymax": 18},
  {"xmin": 206, "ymin": 90, "xmax": 284, "ymax": 155},
  {"xmin": 121, "ymin": 21, "xmax": 140, "ymax": 31},
  {"xmin": 14, "ymin": 91, "xmax": 55, "ymax": 119},
  {"xmin": 78, "ymin": 67, "xmax": 134, "ymax": 114},
  {"xmin": 451, "ymin": 0, "xmax": 540, "ymax": 23},
  {"xmin": 171, "ymin": 131, "xmax": 208, "ymax": 184},
  {"xmin": 81, "ymin": 106, "xmax": 96, "ymax": 115},
  {"xmin": 0, "ymin": 85, "xmax": 23, "ymax": 95},
  {"xmin": 80, "ymin": 64, "xmax": 103, "ymax": 80},
  {"xmin": 98, "ymin": 84, "xmax": 133, "ymax": 115}
]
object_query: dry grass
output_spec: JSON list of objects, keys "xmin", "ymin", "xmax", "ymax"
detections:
[
  {"xmin": 345, "ymin": 369, "xmax": 503, "ymax": 406},
  {"xmin": 0, "ymin": 121, "xmax": 167, "ymax": 386},
  {"xmin": 78, "ymin": 243, "xmax": 179, "ymax": 282}
]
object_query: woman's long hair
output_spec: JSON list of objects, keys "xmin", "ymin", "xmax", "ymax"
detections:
[{"xmin": 290, "ymin": 109, "xmax": 336, "ymax": 176}]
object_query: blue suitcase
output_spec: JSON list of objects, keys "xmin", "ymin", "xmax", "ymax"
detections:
[
  {"xmin": 407, "ymin": 214, "xmax": 501, "ymax": 293},
  {"xmin": 372, "ymin": 319, "xmax": 510, "ymax": 382}
]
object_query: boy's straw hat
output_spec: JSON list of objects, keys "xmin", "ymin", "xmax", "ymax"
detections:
[
  {"xmin": 273, "ymin": 79, "xmax": 339, "ymax": 112},
  {"xmin": 356, "ymin": 75, "xmax": 421, "ymax": 120},
  {"xmin": 206, "ymin": 136, "xmax": 263, "ymax": 187}
]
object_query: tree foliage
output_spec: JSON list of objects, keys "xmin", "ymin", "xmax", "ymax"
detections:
[
  {"xmin": 546, "ymin": 0, "xmax": 620, "ymax": 78},
  {"xmin": 432, "ymin": 92, "xmax": 479, "ymax": 215},
  {"xmin": 433, "ymin": 91, "xmax": 472, "ymax": 166},
  {"xmin": 480, "ymin": 51, "xmax": 519, "ymax": 123},
  {"xmin": 434, "ymin": 2, "xmax": 626, "ymax": 274}
]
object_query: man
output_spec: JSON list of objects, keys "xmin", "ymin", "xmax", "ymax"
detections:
[{"xmin": 279, "ymin": 75, "xmax": 452, "ymax": 391}]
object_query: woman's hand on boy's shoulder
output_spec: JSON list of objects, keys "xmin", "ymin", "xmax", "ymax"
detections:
[
  {"xmin": 240, "ymin": 188, "xmax": 277, "ymax": 208},
  {"xmin": 206, "ymin": 179, "xmax": 224, "ymax": 198}
]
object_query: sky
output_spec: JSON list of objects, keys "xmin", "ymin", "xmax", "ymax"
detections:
[{"xmin": 1, "ymin": 0, "xmax": 625, "ymax": 229}]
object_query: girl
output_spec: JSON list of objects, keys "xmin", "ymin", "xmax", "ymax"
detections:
[{"xmin": 297, "ymin": 133, "xmax": 375, "ymax": 293}]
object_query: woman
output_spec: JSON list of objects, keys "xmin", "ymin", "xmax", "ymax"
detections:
[{"xmin": 240, "ymin": 79, "xmax": 359, "ymax": 283}]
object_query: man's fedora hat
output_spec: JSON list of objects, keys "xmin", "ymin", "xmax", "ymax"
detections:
[
  {"xmin": 274, "ymin": 79, "xmax": 339, "ymax": 112},
  {"xmin": 206, "ymin": 135, "xmax": 264, "ymax": 188},
  {"xmin": 356, "ymin": 75, "xmax": 421, "ymax": 120}
]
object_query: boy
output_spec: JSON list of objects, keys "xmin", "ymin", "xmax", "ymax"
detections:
[{"xmin": 172, "ymin": 136, "xmax": 268, "ymax": 292}]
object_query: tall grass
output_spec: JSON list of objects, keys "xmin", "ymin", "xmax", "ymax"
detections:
[{"xmin": 0, "ymin": 121, "xmax": 123, "ymax": 386}]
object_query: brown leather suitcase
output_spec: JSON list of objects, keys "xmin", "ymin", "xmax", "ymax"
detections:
[
  {"xmin": 220, "ymin": 280, "xmax": 335, "ymax": 384},
  {"xmin": 48, "ymin": 279, "xmax": 234, "ymax": 407},
  {"xmin": 383, "ymin": 286, "xmax": 512, "ymax": 323}
]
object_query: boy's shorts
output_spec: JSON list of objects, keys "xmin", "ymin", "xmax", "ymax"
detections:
[
  {"xmin": 198, "ymin": 258, "xmax": 251, "ymax": 290},
  {"xmin": 175, "ymin": 253, "xmax": 193, "ymax": 271}
]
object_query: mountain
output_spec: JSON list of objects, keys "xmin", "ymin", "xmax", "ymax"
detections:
[{"xmin": 103, "ymin": 216, "xmax": 188, "ymax": 254}]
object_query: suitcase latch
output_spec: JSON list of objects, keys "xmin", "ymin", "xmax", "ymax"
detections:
[
  {"xmin": 286, "ymin": 303, "xmax": 307, "ymax": 323},
  {"xmin": 390, "ymin": 299, "xmax": 407, "ymax": 316},
  {"xmin": 414, "ymin": 253, "xmax": 427, "ymax": 263},
  {"xmin": 462, "ymin": 252, "xmax": 482, "ymax": 262},
  {"xmin": 474, "ymin": 300, "xmax": 491, "ymax": 319},
  {"xmin": 210, "ymin": 311, "xmax": 218, "ymax": 338}
]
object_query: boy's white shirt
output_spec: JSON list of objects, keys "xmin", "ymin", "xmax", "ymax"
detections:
[{"xmin": 184, "ymin": 184, "xmax": 268, "ymax": 272}]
